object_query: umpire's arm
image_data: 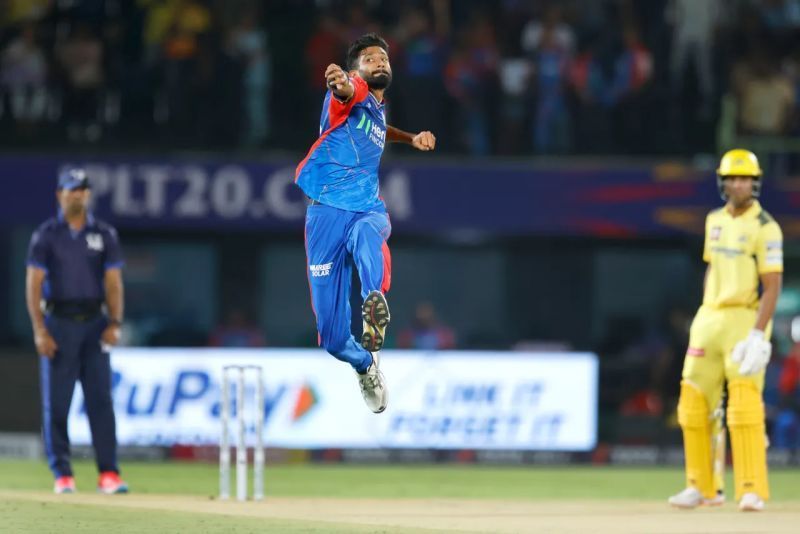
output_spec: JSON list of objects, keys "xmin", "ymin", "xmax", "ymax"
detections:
[
  {"xmin": 26, "ymin": 266, "xmax": 57, "ymax": 358},
  {"xmin": 103, "ymin": 268, "xmax": 124, "ymax": 346}
]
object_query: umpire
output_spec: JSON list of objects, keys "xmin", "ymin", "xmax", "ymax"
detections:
[{"xmin": 25, "ymin": 168, "xmax": 128, "ymax": 494}]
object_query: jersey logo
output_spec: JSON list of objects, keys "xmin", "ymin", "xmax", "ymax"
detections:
[
  {"xmin": 355, "ymin": 111, "xmax": 386, "ymax": 148},
  {"xmin": 765, "ymin": 240, "xmax": 783, "ymax": 266},
  {"xmin": 86, "ymin": 233, "xmax": 104, "ymax": 252},
  {"xmin": 710, "ymin": 226, "xmax": 722, "ymax": 241},
  {"xmin": 710, "ymin": 246, "xmax": 743, "ymax": 258},
  {"xmin": 309, "ymin": 262, "xmax": 333, "ymax": 277},
  {"xmin": 356, "ymin": 112, "xmax": 372, "ymax": 133}
]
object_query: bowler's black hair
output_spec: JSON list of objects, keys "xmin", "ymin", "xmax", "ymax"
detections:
[{"xmin": 346, "ymin": 33, "xmax": 389, "ymax": 70}]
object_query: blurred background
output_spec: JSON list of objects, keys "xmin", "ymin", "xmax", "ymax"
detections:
[{"xmin": 1, "ymin": 0, "xmax": 800, "ymax": 459}]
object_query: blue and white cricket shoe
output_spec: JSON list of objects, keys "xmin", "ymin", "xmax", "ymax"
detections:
[{"xmin": 357, "ymin": 353, "xmax": 387, "ymax": 413}]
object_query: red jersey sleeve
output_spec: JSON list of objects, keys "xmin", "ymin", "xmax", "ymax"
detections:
[{"xmin": 328, "ymin": 76, "xmax": 369, "ymax": 123}]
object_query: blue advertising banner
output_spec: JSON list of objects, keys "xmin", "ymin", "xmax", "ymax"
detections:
[{"xmin": 7, "ymin": 155, "xmax": 800, "ymax": 237}]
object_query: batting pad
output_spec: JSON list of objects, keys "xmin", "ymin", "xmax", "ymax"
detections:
[
  {"xmin": 727, "ymin": 380, "xmax": 770, "ymax": 501},
  {"xmin": 677, "ymin": 381, "xmax": 715, "ymax": 499}
]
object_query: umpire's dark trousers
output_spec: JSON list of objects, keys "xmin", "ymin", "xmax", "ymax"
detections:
[{"xmin": 39, "ymin": 314, "xmax": 118, "ymax": 477}]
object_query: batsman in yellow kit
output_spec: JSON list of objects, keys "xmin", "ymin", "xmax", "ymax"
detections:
[{"xmin": 669, "ymin": 149, "xmax": 783, "ymax": 512}]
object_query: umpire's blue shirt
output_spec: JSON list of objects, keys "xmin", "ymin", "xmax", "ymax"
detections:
[{"xmin": 27, "ymin": 212, "xmax": 124, "ymax": 301}]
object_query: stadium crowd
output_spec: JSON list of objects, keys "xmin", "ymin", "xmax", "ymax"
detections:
[{"xmin": 1, "ymin": 0, "xmax": 799, "ymax": 155}]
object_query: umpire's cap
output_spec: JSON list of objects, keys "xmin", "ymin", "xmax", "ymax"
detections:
[{"xmin": 57, "ymin": 168, "xmax": 90, "ymax": 191}]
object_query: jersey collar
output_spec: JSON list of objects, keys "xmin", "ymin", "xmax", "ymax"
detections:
[
  {"xmin": 57, "ymin": 209, "xmax": 96, "ymax": 228},
  {"xmin": 741, "ymin": 200, "xmax": 761, "ymax": 219},
  {"xmin": 724, "ymin": 200, "xmax": 761, "ymax": 219},
  {"xmin": 368, "ymin": 92, "xmax": 385, "ymax": 108}
]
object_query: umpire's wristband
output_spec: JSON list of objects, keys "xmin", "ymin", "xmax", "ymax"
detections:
[{"xmin": 108, "ymin": 318, "xmax": 122, "ymax": 327}]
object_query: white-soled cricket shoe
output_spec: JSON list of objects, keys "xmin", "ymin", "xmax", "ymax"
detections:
[
  {"xmin": 738, "ymin": 492, "xmax": 765, "ymax": 512},
  {"xmin": 356, "ymin": 354, "xmax": 387, "ymax": 413},
  {"xmin": 669, "ymin": 487, "xmax": 726, "ymax": 509},
  {"xmin": 668, "ymin": 487, "xmax": 704, "ymax": 509},
  {"xmin": 706, "ymin": 491, "xmax": 725, "ymax": 506}
]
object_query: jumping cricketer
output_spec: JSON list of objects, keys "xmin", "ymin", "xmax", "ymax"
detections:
[{"xmin": 295, "ymin": 33, "xmax": 436, "ymax": 413}]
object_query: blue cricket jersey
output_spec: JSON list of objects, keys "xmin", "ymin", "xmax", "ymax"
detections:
[
  {"xmin": 27, "ymin": 212, "xmax": 124, "ymax": 302},
  {"xmin": 295, "ymin": 76, "xmax": 387, "ymax": 212}
]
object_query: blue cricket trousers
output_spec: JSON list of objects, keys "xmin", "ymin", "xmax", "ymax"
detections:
[
  {"xmin": 39, "ymin": 314, "xmax": 119, "ymax": 477},
  {"xmin": 304, "ymin": 203, "xmax": 392, "ymax": 373}
]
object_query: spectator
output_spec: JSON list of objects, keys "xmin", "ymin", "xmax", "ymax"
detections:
[
  {"xmin": 610, "ymin": 24, "xmax": 654, "ymax": 152},
  {"xmin": 444, "ymin": 17, "xmax": 499, "ymax": 155},
  {"xmin": 342, "ymin": 3, "xmax": 381, "ymax": 45},
  {"xmin": 567, "ymin": 34, "xmax": 613, "ymax": 153},
  {"xmin": 594, "ymin": 23, "xmax": 653, "ymax": 112},
  {"xmin": 1, "ymin": 23, "xmax": 48, "ymax": 124},
  {"xmin": 305, "ymin": 12, "xmax": 345, "ymax": 94},
  {"xmin": 141, "ymin": 0, "xmax": 179, "ymax": 64},
  {"xmin": 209, "ymin": 308, "xmax": 265, "ymax": 348},
  {"xmin": 668, "ymin": 0, "xmax": 721, "ymax": 113},
  {"xmin": 57, "ymin": 23, "xmax": 104, "ymax": 142},
  {"xmin": 781, "ymin": 43, "xmax": 800, "ymax": 134},
  {"xmin": 757, "ymin": 0, "xmax": 800, "ymax": 32},
  {"xmin": 522, "ymin": 6, "xmax": 573, "ymax": 153},
  {"xmin": 229, "ymin": 7, "xmax": 270, "ymax": 147},
  {"xmin": 393, "ymin": 4, "xmax": 447, "ymax": 139},
  {"xmin": 160, "ymin": 0, "xmax": 212, "ymax": 142},
  {"xmin": 732, "ymin": 44, "xmax": 795, "ymax": 135},
  {"xmin": 497, "ymin": 56, "xmax": 532, "ymax": 154},
  {"xmin": 161, "ymin": 0, "xmax": 211, "ymax": 62},
  {"xmin": 397, "ymin": 302, "xmax": 456, "ymax": 351},
  {"xmin": 3, "ymin": 0, "xmax": 52, "ymax": 27},
  {"xmin": 521, "ymin": 5, "xmax": 575, "ymax": 57}
]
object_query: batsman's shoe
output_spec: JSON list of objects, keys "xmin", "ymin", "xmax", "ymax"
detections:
[
  {"xmin": 361, "ymin": 291, "xmax": 390, "ymax": 352},
  {"xmin": 738, "ymin": 493, "xmax": 765, "ymax": 512},
  {"xmin": 668, "ymin": 487, "xmax": 721, "ymax": 509},
  {"xmin": 357, "ymin": 355, "xmax": 387, "ymax": 413},
  {"xmin": 707, "ymin": 491, "xmax": 726, "ymax": 506},
  {"xmin": 97, "ymin": 471, "xmax": 129, "ymax": 494},
  {"xmin": 54, "ymin": 476, "xmax": 76, "ymax": 494}
]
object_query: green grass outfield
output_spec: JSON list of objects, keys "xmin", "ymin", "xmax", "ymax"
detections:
[{"xmin": 2, "ymin": 460, "xmax": 800, "ymax": 533}]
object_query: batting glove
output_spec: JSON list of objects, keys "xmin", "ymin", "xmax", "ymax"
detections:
[{"xmin": 731, "ymin": 329, "xmax": 771, "ymax": 376}]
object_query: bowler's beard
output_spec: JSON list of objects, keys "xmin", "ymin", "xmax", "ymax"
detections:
[{"xmin": 365, "ymin": 71, "xmax": 392, "ymax": 90}]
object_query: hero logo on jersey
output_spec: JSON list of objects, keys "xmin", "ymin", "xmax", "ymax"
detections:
[
  {"xmin": 86, "ymin": 233, "xmax": 104, "ymax": 251},
  {"xmin": 355, "ymin": 112, "xmax": 386, "ymax": 148},
  {"xmin": 309, "ymin": 262, "xmax": 333, "ymax": 277},
  {"xmin": 710, "ymin": 226, "xmax": 722, "ymax": 241}
]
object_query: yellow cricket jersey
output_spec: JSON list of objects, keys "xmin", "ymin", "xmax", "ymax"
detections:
[{"xmin": 702, "ymin": 200, "xmax": 783, "ymax": 309}]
